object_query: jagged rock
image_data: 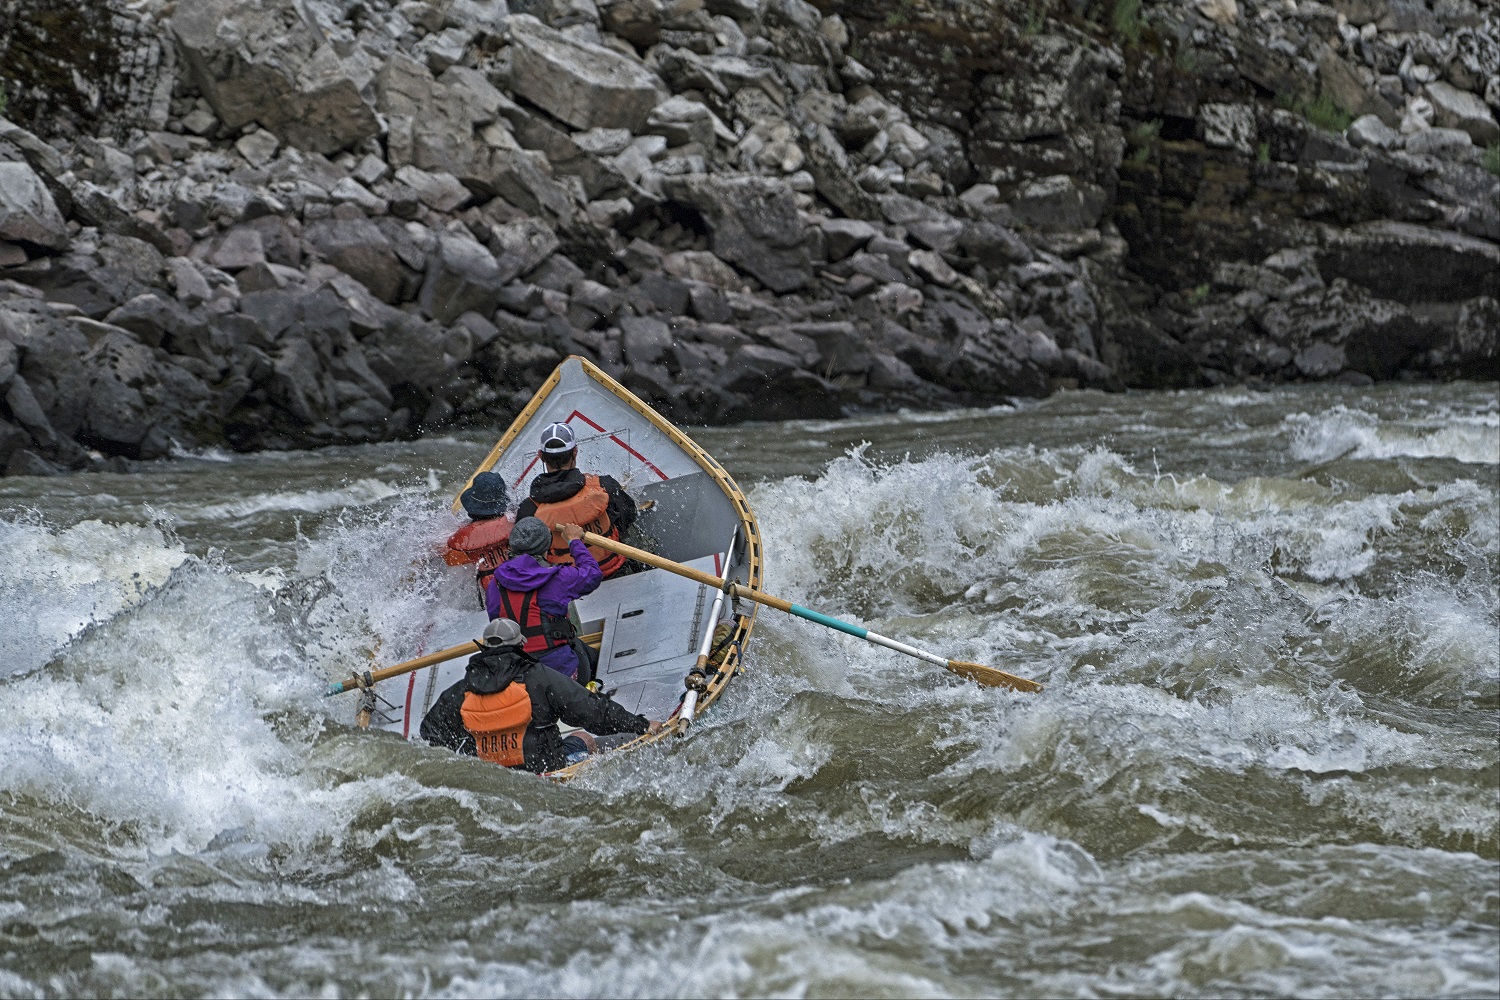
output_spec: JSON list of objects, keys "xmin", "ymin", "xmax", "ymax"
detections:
[
  {"xmin": 1423, "ymin": 81, "xmax": 1500, "ymax": 145},
  {"xmin": 959, "ymin": 221, "xmax": 1033, "ymax": 267},
  {"xmin": 508, "ymin": 15, "xmax": 666, "ymax": 132},
  {"xmin": 1200, "ymin": 104, "xmax": 1256, "ymax": 156},
  {"xmin": 1404, "ymin": 127, "xmax": 1474, "ymax": 159},
  {"xmin": 209, "ymin": 228, "xmax": 266, "ymax": 271},
  {"xmin": 1009, "ymin": 175, "xmax": 1108, "ymax": 231},
  {"xmin": 718, "ymin": 343, "xmax": 841, "ymax": 420},
  {"xmin": 819, "ymin": 218, "xmax": 878, "ymax": 261},
  {"xmin": 394, "ymin": 166, "xmax": 472, "ymax": 213},
  {"xmin": 620, "ymin": 315, "xmax": 673, "ymax": 366},
  {"xmin": 647, "ymin": 97, "xmax": 719, "ymax": 148},
  {"xmin": 235, "ymin": 130, "xmax": 280, "ymax": 168},
  {"xmin": 1317, "ymin": 49, "xmax": 1400, "ymax": 128},
  {"xmin": 103, "ymin": 294, "xmax": 202, "ymax": 352},
  {"xmin": 172, "ymin": 0, "xmax": 380, "ymax": 155},
  {"xmin": 0, "ymin": 162, "xmax": 68, "ymax": 251},
  {"xmin": 662, "ymin": 175, "xmax": 812, "ymax": 293},
  {"xmin": 420, "ymin": 231, "xmax": 506, "ymax": 324},
  {"xmin": 804, "ymin": 124, "xmax": 882, "ymax": 221},
  {"xmin": 489, "ymin": 217, "xmax": 561, "ymax": 279},
  {"xmin": 305, "ymin": 218, "xmax": 407, "ymax": 304},
  {"xmin": 1346, "ymin": 115, "xmax": 1402, "ymax": 150},
  {"xmin": 663, "ymin": 251, "xmax": 742, "ymax": 289},
  {"xmin": 908, "ymin": 249, "xmax": 959, "ymax": 287},
  {"xmin": 1318, "ymin": 222, "xmax": 1500, "ymax": 303}
]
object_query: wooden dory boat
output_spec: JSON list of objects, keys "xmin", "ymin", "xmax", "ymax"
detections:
[{"xmin": 369, "ymin": 355, "xmax": 763, "ymax": 777}]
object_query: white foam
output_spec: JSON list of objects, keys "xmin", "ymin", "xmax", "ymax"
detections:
[
  {"xmin": 183, "ymin": 477, "xmax": 412, "ymax": 523},
  {"xmin": 1287, "ymin": 404, "xmax": 1500, "ymax": 465},
  {"xmin": 0, "ymin": 518, "xmax": 187, "ymax": 679}
]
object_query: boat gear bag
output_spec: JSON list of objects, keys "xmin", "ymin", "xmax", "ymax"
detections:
[
  {"xmin": 496, "ymin": 586, "xmax": 577, "ymax": 655},
  {"xmin": 461, "ymin": 685, "xmax": 531, "ymax": 767},
  {"xmin": 530, "ymin": 475, "xmax": 626, "ymax": 575}
]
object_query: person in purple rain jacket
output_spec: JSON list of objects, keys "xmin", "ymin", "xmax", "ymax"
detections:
[{"xmin": 486, "ymin": 516, "xmax": 603, "ymax": 685}]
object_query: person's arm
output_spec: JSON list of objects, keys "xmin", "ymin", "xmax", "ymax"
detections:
[
  {"xmin": 538, "ymin": 668, "xmax": 650, "ymax": 737},
  {"xmin": 484, "ymin": 573, "xmax": 504, "ymax": 619},
  {"xmin": 419, "ymin": 680, "xmax": 476, "ymax": 755},
  {"xmin": 600, "ymin": 475, "xmax": 637, "ymax": 535},
  {"xmin": 558, "ymin": 526, "xmax": 603, "ymax": 594},
  {"xmin": 516, "ymin": 497, "xmax": 537, "ymax": 521}
]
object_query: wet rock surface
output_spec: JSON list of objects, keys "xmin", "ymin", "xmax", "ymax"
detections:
[{"xmin": 0, "ymin": 0, "xmax": 1494, "ymax": 474}]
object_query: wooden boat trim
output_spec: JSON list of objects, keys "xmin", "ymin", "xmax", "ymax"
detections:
[{"xmin": 451, "ymin": 356, "xmax": 762, "ymax": 779}]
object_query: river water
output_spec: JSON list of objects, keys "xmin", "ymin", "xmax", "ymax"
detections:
[{"xmin": 0, "ymin": 382, "xmax": 1496, "ymax": 998}]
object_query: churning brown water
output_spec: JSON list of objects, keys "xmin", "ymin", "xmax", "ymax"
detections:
[{"xmin": 0, "ymin": 382, "xmax": 1496, "ymax": 998}]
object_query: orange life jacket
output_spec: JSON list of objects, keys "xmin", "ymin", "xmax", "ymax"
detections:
[
  {"xmin": 495, "ymin": 586, "xmax": 575, "ymax": 655},
  {"xmin": 461, "ymin": 685, "xmax": 531, "ymax": 768},
  {"xmin": 445, "ymin": 516, "xmax": 514, "ymax": 591},
  {"xmin": 531, "ymin": 474, "xmax": 625, "ymax": 576}
]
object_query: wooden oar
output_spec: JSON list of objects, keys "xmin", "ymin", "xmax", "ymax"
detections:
[
  {"xmin": 325, "ymin": 640, "xmax": 483, "ymax": 696},
  {"xmin": 577, "ymin": 531, "xmax": 1042, "ymax": 694}
]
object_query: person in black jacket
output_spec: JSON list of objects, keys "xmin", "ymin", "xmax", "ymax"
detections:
[
  {"xmin": 420, "ymin": 618, "xmax": 663, "ymax": 774},
  {"xmin": 516, "ymin": 422, "xmax": 637, "ymax": 539}
]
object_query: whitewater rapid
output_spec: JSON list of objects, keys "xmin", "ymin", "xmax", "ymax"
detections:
[{"xmin": 0, "ymin": 382, "xmax": 1495, "ymax": 998}]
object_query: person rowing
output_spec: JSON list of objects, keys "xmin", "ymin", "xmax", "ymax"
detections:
[
  {"xmin": 516, "ymin": 422, "xmax": 637, "ymax": 578},
  {"xmin": 487, "ymin": 516, "xmax": 601, "ymax": 685},
  {"xmin": 419, "ymin": 618, "xmax": 663, "ymax": 773}
]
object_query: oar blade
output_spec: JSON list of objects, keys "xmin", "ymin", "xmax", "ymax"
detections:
[{"xmin": 947, "ymin": 660, "xmax": 1044, "ymax": 693}]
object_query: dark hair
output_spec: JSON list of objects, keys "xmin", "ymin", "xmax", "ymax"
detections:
[{"xmin": 542, "ymin": 447, "xmax": 576, "ymax": 472}]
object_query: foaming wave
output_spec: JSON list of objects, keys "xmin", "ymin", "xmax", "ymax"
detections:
[
  {"xmin": 1287, "ymin": 405, "xmax": 1500, "ymax": 465},
  {"xmin": 0, "ymin": 518, "xmax": 187, "ymax": 679},
  {"xmin": 0, "ymin": 496, "xmax": 494, "ymax": 857},
  {"xmin": 185, "ymin": 477, "xmax": 411, "ymax": 523}
]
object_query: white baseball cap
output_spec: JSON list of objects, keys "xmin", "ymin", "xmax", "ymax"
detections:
[{"xmin": 539, "ymin": 422, "xmax": 576, "ymax": 454}]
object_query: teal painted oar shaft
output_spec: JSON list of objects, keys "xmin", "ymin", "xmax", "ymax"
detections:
[
  {"xmin": 789, "ymin": 604, "xmax": 868, "ymax": 639},
  {"xmin": 579, "ymin": 531, "xmax": 1041, "ymax": 692}
]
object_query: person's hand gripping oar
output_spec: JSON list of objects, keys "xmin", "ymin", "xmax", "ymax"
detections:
[{"xmin": 572, "ymin": 529, "xmax": 1042, "ymax": 694}]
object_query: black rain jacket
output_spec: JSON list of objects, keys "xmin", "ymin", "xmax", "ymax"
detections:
[{"xmin": 420, "ymin": 647, "xmax": 649, "ymax": 773}]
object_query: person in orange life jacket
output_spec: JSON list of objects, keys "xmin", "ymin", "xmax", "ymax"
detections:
[
  {"xmin": 487, "ymin": 516, "xmax": 602, "ymax": 684},
  {"xmin": 419, "ymin": 618, "xmax": 664, "ymax": 774},
  {"xmin": 444, "ymin": 472, "xmax": 514, "ymax": 595},
  {"xmin": 515, "ymin": 422, "xmax": 637, "ymax": 579}
]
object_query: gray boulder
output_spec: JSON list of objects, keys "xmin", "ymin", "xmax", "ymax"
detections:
[
  {"xmin": 1403, "ymin": 127, "xmax": 1474, "ymax": 159},
  {"xmin": 1424, "ymin": 81, "xmax": 1500, "ymax": 146},
  {"xmin": 488, "ymin": 217, "xmax": 560, "ymax": 279},
  {"xmin": 662, "ymin": 176, "xmax": 813, "ymax": 293},
  {"xmin": 508, "ymin": 15, "xmax": 666, "ymax": 132},
  {"xmin": 1346, "ymin": 114, "xmax": 1402, "ymax": 151},
  {"xmin": 305, "ymin": 218, "xmax": 407, "ymax": 304},
  {"xmin": 1318, "ymin": 222, "xmax": 1500, "ymax": 304},
  {"xmin": 172, "ymin": 0, "xmax": 380, "ymax": 155},
  {"xmin": 819, "ymin": 218, "xmax": 878, "ymax": 261},
  {"xmin": 420, "ymin": 232, "xmax": 506, "ymax": 324},
  {"xmin": 0, "ymin": 162, "xmax": 68, "ymax": 251}
]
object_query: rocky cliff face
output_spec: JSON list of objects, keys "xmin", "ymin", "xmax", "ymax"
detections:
[{"xmin": 0, "ymin": 0, "xmax": 1494, "ymax": 475}]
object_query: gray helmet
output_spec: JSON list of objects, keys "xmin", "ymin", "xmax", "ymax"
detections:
[
  {"xmin": 480, "ymin": 618, "xmax": 523, "ymax": 648},
  {"xmin": 509, "ymin": 516, "xmax": 553, "ymax": 557}
]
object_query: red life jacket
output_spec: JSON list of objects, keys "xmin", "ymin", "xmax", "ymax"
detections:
[
  {"xmin": 531, "ymin": 474, "xmax": 626, "ymax": 577},
  {"xmin": 495, "ymin": 586, "xmax": 575, "ymax": 655},
  {"xmin": 461, "ymin": 685, "xmax": 531, "ymax": 767},
  {"xmin": 444, "ymin": 516, "xmax": 514, "ymax": 587}
]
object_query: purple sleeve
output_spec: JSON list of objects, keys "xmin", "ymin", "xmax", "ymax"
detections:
[
  {"xmin": 484, "ymin": 573, "xmax": 502, "ymax": 619},
  {"xmin": 566, "ymin": 539, "xmax": 603, "ymax": 595}
]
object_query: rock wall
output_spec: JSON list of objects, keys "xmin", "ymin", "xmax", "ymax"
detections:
[{"xmin": 0, "ymin": 0, "xmax": 1494, "ymax": 476}]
